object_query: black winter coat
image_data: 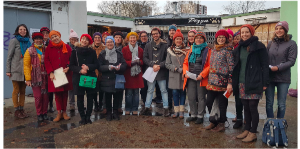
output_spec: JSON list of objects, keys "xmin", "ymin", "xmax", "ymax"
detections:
[
  {"xmin": 232, "ymin": 38, "xmax": 269, "ymax": 95},
  {"xmin": 69, "ymin": 47, "xmax": 99, "ymax": 95},
  {"xmin": 98, "ymin": 50, "xmax": 127, "ymax": 93}
]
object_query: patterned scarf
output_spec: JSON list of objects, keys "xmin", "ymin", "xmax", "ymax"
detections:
[
  {"xmin": 189, "ymin": 42, "xmax": 207, "ymax": 63},
  {"xmin": 129, "ymin": 43, "xmax": 141, "ymax": 76},
  {"xmin": 29, "ymin": 43, "xmax": 47, "ymax": 94},
  {"xmin": 105, "ymin": 47, "xmax": 117, "ymax": 63},
  {"xmin": 15, "ymin": 35, "xmax": 31, "ymax": 58},
  {"xmin": 215, "ymin": 44, "xmax": 225, "ymax": 51},
  {"xmin": 51, "ymin": 40, "xmax": 68, "ymax": 53}
]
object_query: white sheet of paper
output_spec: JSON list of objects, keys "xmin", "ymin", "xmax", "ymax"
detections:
[
  {"xmin": 186, "ymin": 71, "xmax": 197, "ymax": 80},
  {"xmin": 142, "ymin": 67, "xmax": 158, "ymax": 83},
  {"xmin": 269, "ymin": 65, "xmax": 272, "ymax": 68},
  {"xmin": 53, "ymin": 67, "xmax": 69, "ymax": 88}
]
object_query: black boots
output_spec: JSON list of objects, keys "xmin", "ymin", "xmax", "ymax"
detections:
[
  {"xmin": 43, "ymin": 114, "xmax": 49, "ymax": 120},
  {"xmin": 106, "ymin": 112, "xmax": 112, "ymax": 121},
  {"xmin": 233, "ymin": 120, "xmax": 243, "ymax": 129},
  {"xmin": 37, "ymin": 115, "xmax": 43, "ymax": 122},
  {"xmin": 113, "ymin": 110, "xmax": 120, "ymax": 120}
]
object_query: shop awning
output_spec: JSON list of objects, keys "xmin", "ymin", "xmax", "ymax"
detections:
[{"xmin": 150, "ymin": 26, "xmax": 204, "ymax": 32}]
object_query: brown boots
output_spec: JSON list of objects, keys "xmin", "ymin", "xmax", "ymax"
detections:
[
  {"xmin": 236, "ymin": 130, "xmax": 249, "ymax": 139},
  {"xmin": 236, "ymin": 130, "xmax": 257, "ymax": 142},
  {"xmin": 15, "ymin": 110, "xmax": 25, "ymax": 119},
  {"xmin": 204, "ymin": 123, "xmax": 216, "ymax": 130},
  {"xmin": 211, "ymin": 123, "xmax": 225, "ymax": 132},
  {"xmin": 53, "ymin": 111, "xmax": 70, "ymax": 122}
]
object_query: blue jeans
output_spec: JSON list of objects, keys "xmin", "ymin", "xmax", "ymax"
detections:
[
  {"xmin": 172, "ymin": 89, "xmax": 186, "ymax": 106},
  {"xmin": 265, "ymin": 82, "xmax": 290, "ymax": 118},
  {"xmin": 125, "ymin": 89, "xmax": 139, "ymax": 112},
  {"xmin": 145, "ymin": 80, "xmax": 168, "ymax": 108}
]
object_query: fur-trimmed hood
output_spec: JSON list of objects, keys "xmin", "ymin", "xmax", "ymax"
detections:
[{"xmin": 167, "ymin": 46, "xmax": 189, "ymax": 57}]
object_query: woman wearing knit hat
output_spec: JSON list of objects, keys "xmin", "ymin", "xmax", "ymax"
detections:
[
  {"xmin": 265, "ymin": 21, "xmax": 297, "ymax": 119},
  {"xmin": 227, "ymin": 29, "xmax": 234, "ymax": 46},
  {"xmin": 98, "ymin": 36, "xmax": 127, "ymax": 121},
  {"xmin": 91, "ymin": 32, "xmax": 106, "ymax": 113},
  {"xmin": 6, "ymin": 24, "xmax": 31, "ymax": 119},
  {"xmin": 69, "ymin": 34, "xmax": 99, "ymax": 125},
  {"xmin": 186, "ymin": 29, "xmax": 197, "ymax": 47},
  {"xmin": 44, "ymin": 30, "xmax": 73, "ymax": 122},
  {"xmin": 165, "ymin": 29, "xmax": 189, "ymax": 118},
  {"xmin": 232, "ymin": 24, "xmax": 269, "ymax": 142},
  {"xmin": 67, "ymin": 29, "xmax": 79, "ymax": 112},
  {"xmin": 122, "ymin": 32, "xmax": 144, "ymax": 115},
  {"xmin": 23, "ymin": 32, "xmax": 49, "ymax": 122},
  {"xmin": 233, "ymin": 31, "xmax": 241, "ymax": 49},
  {"xmin": 102, "ymin": 31, "xmax": 110, "ymax": 45},
  {"xmin": 183, "ymin": 32, "xmax": 211, "ymax": 124},
  {"xmin": 205, "ymin": 29, "xmax": 234, "ymax": 132}
]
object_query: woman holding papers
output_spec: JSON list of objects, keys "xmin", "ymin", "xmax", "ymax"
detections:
[
  {"xmin": 165, "ymin": 29, "xmax": 189, "ymax": 118},
  {"xmin": 205, "ymin": 29, "xmax": 234, "ymax": 132},
  {"xmin": 98, "ymin": 36, "xmax": 127, "ymax": 121},
  {"xmin": 44, "ymin": 30, "xmax": 73, "ymax": 122},
  {"xmin": 23, "ymin": 32, "xmax": 49, "ymax": 121},
  {"xmin": 182, "ymin": 32, "xmax": 211, "ymax": 123},
  {"xmin": 232, "ymin": 24, "xmax": 269, "ymax": 142},
  {"xmin": 122, "ymin": 32, "xmax": 144, "ymax": 115},
  {"xmin": 69, "ymin": 34, "xmax": 99, "ymax": 125}
]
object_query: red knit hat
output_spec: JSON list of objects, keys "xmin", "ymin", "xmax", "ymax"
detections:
[
  {"xmin": 215, "ymin": 29, "xmax": 229, "ymax": 39},
  {"xmin": 240, "ymin": 24, "xmax": 255, "ymax": 36},
  {"xmin": 173, "ymin": 29, "xmax": 183, "ymax": 40},
  {"xmin": 32, "ymin": 32, "xmax": 44, "ymax": 40},
  {"xmin": 102, "ymin": 31, "xmax": 110, "ymax": 37},
  {"xmin": 194, "ymin": 32, "xmax": 207, "ymax": 42},
  {"xmin": 40, "ymin": 27, "xmax": 50, "ymax": 33},
  {"xmin": 80, "ymin": 34, "xmax": 93, "ymax": 44},
  {"xmin": 226, "ymin": 29, "xmax": 234, "ymax": 37},
  {"xmin": 151, "ymin": 27, "xmax": 161, "ymax": 35}
]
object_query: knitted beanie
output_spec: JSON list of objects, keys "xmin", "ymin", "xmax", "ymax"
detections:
[
  {"xmin": 240, "ymin": 24, "xmax": 255, "ymax": 36},
  {"xmin": 188, "ymin": 29, "xmax": 197, "ymax": 35},
  {"xmin": 93, "ymin": 32, "xmax": 102, "ymax": 40},
  {"xmin": 113, "ymin": 31, "xmax": 123, "ymax": 38},
  {"xmin": 126, "ymin": 32, "xmax": 139, "ymax": 40},
  {"xmin": 194, "ymin": 32, "xmax": 207, "ymax": 42},
  {"xmin": 49, "ymin": 30, "xmax": 61, "ymax": 38},
  {"xmin": 215, "ymin": 29, "xmax": 229, "ymax": 39},
  {"xmin": 69, "ymin": 29, "xmax": 78, "ymax": 39},
  {"xmin": 169, "ymin": 24, "xmax": 177, "ymax": 31},
  {"xmin": 105, "ymin": 36, "xmax": 115, "ymax": 44},
  {"xmin": 275, "ymin": 21, "xmax": 289, "ymax": 32},
  {"xmin": 226, "ymin": 29, "xmax": 234, "ymax": 37},
  {"xmin": 151, "ymin": 27, "xmax": 161, "ymax": 35},
  {"xmin": 139, "ymin": 30, "xmax": 147, "ymax": 37},
  {"xmin": 233, "ymin": 30, "xmax": 240, "ymax": 37},
  {"xmin": 40, "ymin": 27, "xmax": 50, "ymax": 33},
  {"xmin": 80, "ymin": 34, "xmax": 93, "ymax": 45},
  {"xmin": 173, "ymin": 29, "xmax": 183, "ymax": 40},
  {"xmin": 102, "ymin": 31, "xmax": 110, "ymax": 37},
  {"xmin": 32, "ymin": 32, "xmax": 44, "ymax": 40}
]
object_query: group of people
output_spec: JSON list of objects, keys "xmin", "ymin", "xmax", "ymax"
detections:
[{"xmin": 6, "ymin": 21, "xmax": 297, "ymax": 143}]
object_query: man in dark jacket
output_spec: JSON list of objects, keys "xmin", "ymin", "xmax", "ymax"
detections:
[{"xmin": 142, "ymin": 28, "xmax": 169, "ymax": 117}]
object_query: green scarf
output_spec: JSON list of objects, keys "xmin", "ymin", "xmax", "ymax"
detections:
[{"xmin": 189, "ymin": 42, "xmax": 207, "ymax": 63}]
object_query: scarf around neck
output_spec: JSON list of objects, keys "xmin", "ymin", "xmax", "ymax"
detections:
[
  {"xmin": 129, "ymin": 43, "xmax": 141, "ymax": 76},
  {"xmin": 105, "ymin": 47, "xmax": 117, "ymax": 63},
  {"xmin": 189, "ymin": 42, "xmax": 207, "ymax": 63},
  {"xmin": 51, "ymin": 40, "xmax": 68, "ymax": 53},
  {"xmin": 215, "ymin": 44, "xmax": 226, "ymax": 51},
  {"xmin": 238, "ymin": 36, "xmax": 258, "ymax": 47},
  {"xmin": 15, "ymin": 35, "xmax": 31, "ymax": 58}
]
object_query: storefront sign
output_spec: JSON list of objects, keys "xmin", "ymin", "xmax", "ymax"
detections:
[{"xmin": 135, "ymin": 17, "xmax": 221, "ymax": 26}]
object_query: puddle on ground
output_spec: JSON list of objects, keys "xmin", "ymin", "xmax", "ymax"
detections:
[
  {"xmin": 44, "ymin": 128, "xmax": 64, "ymax": 134},
  {"xmin": 26, "ymin": 120, "xmax": 50, "ymax": 128},
  {"xmin": 35, "ymin": 143, "xmax": 56, "ymax": 148},
  {"xmin": 60, "ymin": 123, "xmax": 78, "ymax": 131},
  {"xmin": 4, "ymin": 125, "xmax": 26, "ymax": 137}
]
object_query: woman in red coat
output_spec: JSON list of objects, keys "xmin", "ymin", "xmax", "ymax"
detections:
[
  {"xmin": 44, "ymin": 30, "xmax": 73, "ymax": 122},
  {"xmin": 122, "ymin": 32, "xmax": 144, "ymax": 115}
]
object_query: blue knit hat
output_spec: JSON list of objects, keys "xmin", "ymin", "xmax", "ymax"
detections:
[
  {"xmin": 105, "ymin": 36, "xmax": 115, "ymax": 44},
  {"xmin": 169, "ymin": 25, "xmax": 177, "ymax": 31},
  {"xmin": 93, "ymin": 32, "xmax": 102, "ymax": 41},
  {"xmin": 233, "ymin": 30, "xmax": 240, "ymax": 37}
]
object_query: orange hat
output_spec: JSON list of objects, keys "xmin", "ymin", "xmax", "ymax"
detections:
[
  {"xmin": 49, "ymin": 30, "xmax": 61, "ymax": 38},
  {"xmin": 240, "ymin": 24, "xmax": 255, "ymax": 36},
  {"xmin": 126, "ymin": 32, "xmax": 139, "ymax": 40},
  {"xmin": 173, "ymin": 29, "xmax": 183, "ymax": 40}
]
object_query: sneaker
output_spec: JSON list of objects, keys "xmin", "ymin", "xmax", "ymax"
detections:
[
  {"xmin": 195, "ymin": 118, "xmax": 204, "ymax": 124},
  {"xmin": 186, "ymin": 117, "xmax": 197, "ymax": 122},
  {"xmin": 141, "ymin": 108, "xmax": 151, "ymax": 116}
]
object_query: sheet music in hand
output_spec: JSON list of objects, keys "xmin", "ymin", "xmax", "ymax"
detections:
[
  {"xmin": 53, "ymin": 67, "xmax": 69, "ymax": 88},
  {"xmin": 142, "ymin": 67, "xmax": 158, "ymax": 83}
]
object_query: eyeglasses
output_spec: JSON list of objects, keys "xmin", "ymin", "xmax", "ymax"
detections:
[
  {"xmin": 217, "ymin": 37, "xmax": 226, "ymax": 39},
  {"xmin": 152, "ymin": 33, "xmax": 159, "ymax": 36},
  {"xmin": 94, "ymin": 37, "xmax": 101, "ymax": 39},
  {"xmin": 141, "ymin": 36, "xmax": 147, "ymax": 38}
]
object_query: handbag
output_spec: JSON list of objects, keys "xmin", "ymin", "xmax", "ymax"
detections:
[
  {"xmin": 115, "ymin": 74, "xmax": 126, "ymax": 89},
  {"xmin": 262, "ymin": 118, "xmax": 288, "ymax": 147},
  {"xmin": 76, "ymin": 51, "xmax": 97, "ymax": 88}
]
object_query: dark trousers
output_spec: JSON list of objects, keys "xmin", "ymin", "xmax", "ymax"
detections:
[
  {"xmin": 241, "ymin": 99, "xmax": 259, "ymax": 133},
  {"xmin": 48, "ymin": 92, "xmax": 53, "ymax": 107},
  {"xmin": 235, "ymin": 95, "xmax": 244, "ymax": 120},
  {"xmin": 140, "ymin": 78, "xmax": 148, "ymax": 104},
  {"xmin": 77, "ymin": 94, "xmax": 93, "ymax": 119},
  {"xmin": 93, "ymin": 90, "xmax": 104, "ymax": 109},
  {"xmin": 165, "ymin": 78, "xmax": 173, "ymax": 108},
  {"xmin": 207, "ymin": 90, "xmax": 228, "ymax": 124},
  {"xmin": 105, "ymin": 91, "xmax": 123, "ymax": 113}
]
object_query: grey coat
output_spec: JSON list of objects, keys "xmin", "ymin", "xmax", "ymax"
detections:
[
  {"xmin": 267, "ymin": 35, "xmax": 297, "ymax": 83},
  {"xmin": 165, "ymin": 47, "xmax": 187, "ymax": 89},
  {"xmin": 6, "ymin": 38, "xmax": 25, "ymax": 81},
  {"xmin": 143, "ymin": 40, "xmax": 168, "ymax": 81}
]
